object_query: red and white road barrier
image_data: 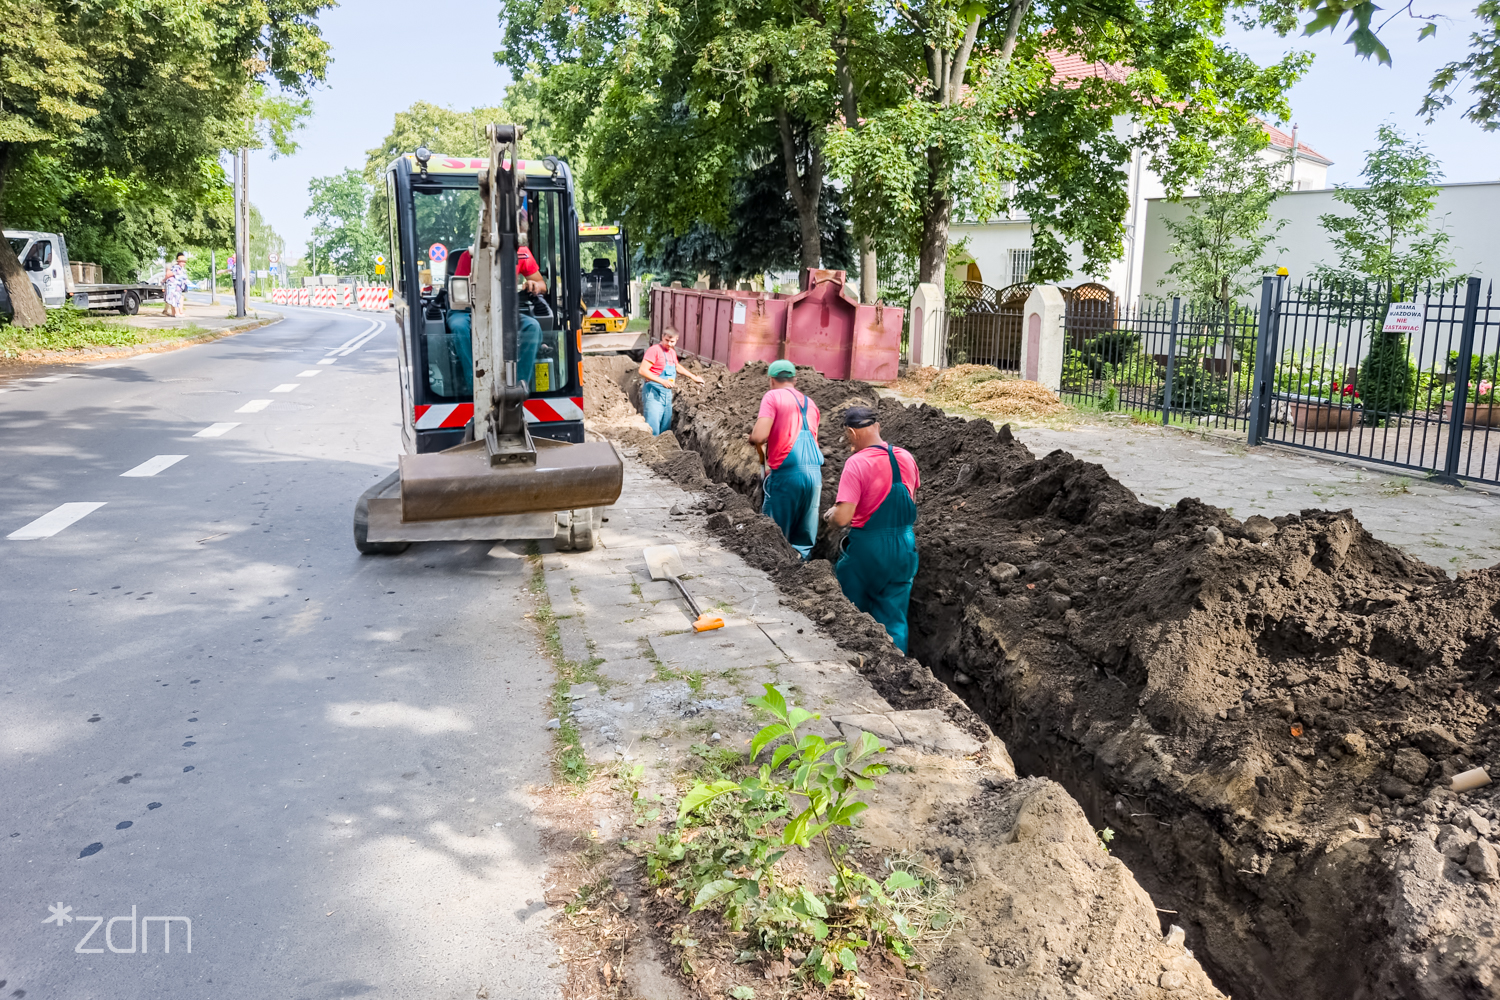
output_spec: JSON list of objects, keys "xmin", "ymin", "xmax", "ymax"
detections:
[
  {"xmin": 413, "ymin": 396, "xmax": 583, "ymax": 432},
  {"xmin": 357, "ymin": 287, "xmax": 391, "ymax": 311},
  {"xmin": 266, "ymin": 285, "xmax": 388, "ymax": 309}
]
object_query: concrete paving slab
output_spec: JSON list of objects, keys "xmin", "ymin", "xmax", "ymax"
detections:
[
  {"xmin": 888, "ymin": 708, "xmax": 985, "ymax": 755},
  {"xmin": 757, "ymin": 620, "xmax": 848, "ymax": 662},
  {"xmin": 832, "ymin": 713, "xmax": 904, "ymax": 746},
  {"xmin": 557, "ymin": 614, "xmax": 592, "ymax": 665},
  {"xmin": 650, "ymin": 625, "xmax": 786, "ymax": 672}
]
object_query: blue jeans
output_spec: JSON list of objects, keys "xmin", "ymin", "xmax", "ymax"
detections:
[
  {"xmin": 518, "ymin": 314, "xmax": 542, "ymax": 391},
  {"xmin": 641, "ymin": 380, "xmax": 673, "ymax": 435}
]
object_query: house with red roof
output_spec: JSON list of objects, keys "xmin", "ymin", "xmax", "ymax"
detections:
[{"xmin": 950, "ymin": 53, "xmax": 1331, "ymax": 306}]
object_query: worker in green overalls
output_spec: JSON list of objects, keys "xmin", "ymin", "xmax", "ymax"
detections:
[
  {"xmin": 747, "ymin": 360, "xmax": 824, "ymax": 559},
  {"xmin": 824, "ymin": 406, "xmax": 920, "ymax": 653}
]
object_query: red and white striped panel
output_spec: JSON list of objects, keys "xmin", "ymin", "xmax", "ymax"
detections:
[
  {"xmin": 311, "ymin": 287, "xmax": 337, "ymax": 307},
  {"xmin": 587, "ymin": 307, "xmax": 624, "ymax": 320},
  {"xmin": 357, "ymin": 287, "xmax": 392, "ymax": 311},
  {"xmin": 296, "ymin": 289, "xmax": 310, "ymax": 306},
  {"xmin": 338, "ymin": 285, "xmax": 354, "ymax": 307},
  {"xmin": 523, "ymin": 396, "xmax": 584, "ymax": 423},
  {"xmin": 413, "ymin": 403, "xmax": 475, "ymax": 430}
]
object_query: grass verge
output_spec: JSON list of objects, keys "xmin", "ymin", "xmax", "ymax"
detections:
[
  {"xmin": 528, "ymin": 553, "xmax": 606, "ymax": 785},
  {"xmin": 0, "ymin": 306, "xmax": 212, "ymax": 358}
]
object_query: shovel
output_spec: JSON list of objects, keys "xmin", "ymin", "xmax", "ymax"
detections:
[{"xmin": 643, "ymin": 544, "xmax": 724, "ymax": 632}]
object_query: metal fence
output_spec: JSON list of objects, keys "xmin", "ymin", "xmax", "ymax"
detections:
[
  {"xmin": 1249, "ymin": 276, "xmax": 1500, "ymax": 486},
  {"xmin": 934, "ymin": 281, "xmax": 1029, "ymax": 370},
  {"xmin": 1057, "ymin": 297, "xmax": 1260, "ymax": 433}
]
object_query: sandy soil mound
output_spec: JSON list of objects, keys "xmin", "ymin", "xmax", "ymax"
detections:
[
  {"xmin": 589, "ymin": 357, "xmax": 1500, "ymax": 1000},
  {"xmin": 894, "ymin": 363, "xmax": 1069, "ymax": 419}
]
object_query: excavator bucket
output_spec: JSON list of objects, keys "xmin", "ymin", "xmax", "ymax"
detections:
[{"xmin": 397, "ymin": 438, "xmax": 622, "ymax": 522}]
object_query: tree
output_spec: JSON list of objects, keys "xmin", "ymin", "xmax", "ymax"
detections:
[
  {"xmin": 1313, "ymin": 124, "xmax": 1454, "ymax": 423},
  {"xmin": 828, "ymin": 1, "xmax": 1308, "ymax": 287},
  {"xmin": 1160, "ymin": 126, "xmax": 1288, "ymax": 309},
  {"xmin": 0, "ymin": 0, "xmax": 331, "ymax": 327},
  {"xmin": 306, "ymin": 170, "xmax": 381, "ymax": 278},
  {"xmin": 1313, "ymin": 124, "xmax": 1453, "ymax": 293}
]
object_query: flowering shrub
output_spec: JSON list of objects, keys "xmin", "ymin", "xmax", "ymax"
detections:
[
  {"xmin": 1472, "ymin": 379, "xmax": 1496, "ymax": 405},
  {"xmin": 1274, "ymin": 349, "xmax": 1363, "ymax": 405}
]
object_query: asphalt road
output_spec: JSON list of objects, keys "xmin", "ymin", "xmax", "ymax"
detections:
[{"xmin": 0, "ymin": 306, "xmax": 563, "ymax": 999}]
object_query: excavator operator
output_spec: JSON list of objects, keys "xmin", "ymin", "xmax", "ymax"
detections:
[{"xmin": 450, "ymin": 245, "xmax": 547, "ymax": 390}]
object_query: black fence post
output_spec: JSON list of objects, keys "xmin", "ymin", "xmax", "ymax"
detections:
[
  {"xmin": 1439, "ymin": 276, "xmax": 1483, "ymax": 483},
  {"xmin": 1247, "ymin": 276, "xmax": 1276, "ymax": 445},
  {"xmin": 1162, "ymin": 296, "xmax": 1180, "ymax": 426}
]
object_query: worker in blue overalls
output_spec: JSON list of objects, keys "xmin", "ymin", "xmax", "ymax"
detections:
[
  {"xmin": 638, "ymin": 328, "xmax": 704, "ymax": 435},
  {"xmin": 747, "ymin": 360, "xmax": 824, "ymax": 558},
  {"xmin": 824, "ymin": 406, "xmax": 920, "ymax": 653}
]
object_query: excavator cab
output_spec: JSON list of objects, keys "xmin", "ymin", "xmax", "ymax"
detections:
[
  {"xmin": 354, "ymin": 131, "xmax": 623, "ymax": 555},
  {"xmin": 578, "ymin": 223, "xmax": 630, "ymax": 334}
]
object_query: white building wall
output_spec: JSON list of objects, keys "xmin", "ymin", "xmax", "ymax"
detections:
[
  {"xmin": 1139, "ymin": 181, "xmax": 1500, "ymax": 307},
  {"xmin": 951, "ymin": 122, "xmax": 1328, "ymax": 307}
]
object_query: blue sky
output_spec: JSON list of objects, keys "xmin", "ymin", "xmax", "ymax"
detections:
[{"xmin": 253, "ymin": 0, "xmax": 1500, "ymax": 257}]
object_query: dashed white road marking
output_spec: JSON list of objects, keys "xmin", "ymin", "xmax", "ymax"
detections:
[
  {"xmin": 237, "ymin": 399, "xmax": 273, "ymax": 413},
  {"xmin": 8, "ymin": 502, "xmax": 107, "ymax": 540},
  {"xmin": 317, "ymin": 359, "xmax": 337, "ymax": 365},
  {"xmin": 271, "ymin": 384, "xmax": 300, "ymax": 393},
  {"xmin": 121, "ymin": 455, "xmax": 187, "ymax": 478},
  {"xmin": 194, "ymin": 422, "xmax": 240, "ymax": 438},
  {"xmin": 296, "ymin": 370, "xmax": 322, "ymax": 377}
]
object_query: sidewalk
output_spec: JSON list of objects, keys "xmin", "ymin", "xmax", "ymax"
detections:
[
  {"xmin": 523, "ymin": 451, "xmax": 1226, "ymax": 999},
  {"xmin": 1005, "ymin": 420, "xmax": 1500, "ymax": 575}
]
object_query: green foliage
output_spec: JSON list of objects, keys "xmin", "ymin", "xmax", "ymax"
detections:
[
  {"xmin": 1077, "ymin": 331, "xmax": 1142, "ymax": 379},
  {"xmin": 1275, "ymin": 348, "xmax": 1362, "ymax": 404},
  {"xmin": 0, "ymin": 305, "xmax": 203, "ymax": 355},
  {"xmin": 1062, "ymin": 349, "xmax": 1091, "ymax": 389},
  {"xmin": 1359, "ymin": 331, "xmax": 1418, "ymax": 419},
  {"xmin": 1313, "ymin": 125, "xmax": 1454, "ymax": 294},
  {"xmin": 1158, "ymin": 361, "xmax": 1231, "ymax": 414},
  {"xmin": 306, "ymin": 169, "xmax": 382, "ymax": 278},
  {"xmin": 1160, "ymin": 125, "xmax": 1288, "ymax": 309},
  {"xmin": 648, "ymin": 684, "xmax": 943, "ymax": 984}
]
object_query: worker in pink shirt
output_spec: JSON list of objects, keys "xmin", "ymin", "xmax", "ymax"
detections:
[
  {"xmin": 638, "ymin": 328, "xmax": 704, "ymax": 435},
  {"xmin": 824, "ymin": 405, "xmax": 919, "ymax": 652},
  {"xmin": 746, "ymin": 359, "xmax": 824, "ymax": 558}
]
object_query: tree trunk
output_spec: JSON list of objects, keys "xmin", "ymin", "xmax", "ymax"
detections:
[
  {"xmin": 0, "ymin": 147, "xmax": 49, "ymax": 329},
  {"xmin": 860, "ymin": 233, "xmax": 877, "ymax": 302},
  {"xmin": 918, "ymin": 144, "xmax": 953, "ymax": 285},
  {"xmin": 776, "ymin": 105, "xmax": 822, "ymax": 274}
]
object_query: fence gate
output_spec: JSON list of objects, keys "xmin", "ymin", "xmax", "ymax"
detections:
[{"xmin": 1247, "ymin": 275, "xmax": 1500, "ymax": 486}]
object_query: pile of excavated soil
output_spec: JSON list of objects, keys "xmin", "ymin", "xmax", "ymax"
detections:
[
  {"xmin": 892, "ymin": 363, "xmax": 1069, "ymax": 419},
  {"xmin": 583, "ymin": 356, "xmax": 1500, "ymax": 1000}
]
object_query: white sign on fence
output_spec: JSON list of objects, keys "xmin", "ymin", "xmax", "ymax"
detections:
[{"xmin": 1382, "ymin": 301, "xmax": 1424, "ymax": 336}]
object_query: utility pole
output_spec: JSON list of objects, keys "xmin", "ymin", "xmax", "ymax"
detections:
[
  {"xmin": 209, "ymin": 247, "xmax": 218, "ymax": 305},
  {"xmin": 233, "ymin": 147, "xmax": 249, "ymax": 317}
]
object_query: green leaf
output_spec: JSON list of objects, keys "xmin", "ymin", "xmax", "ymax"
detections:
[
  {"xmin": 838, "ymin": 947, "xmax": 859, "ymax": 972},
  {"xmin": 749, "ymin": 723, "xmax": 791, "ymax": 760},
  {"xmin": 677, "ymin": 779, "xmax": 740, "ymax": 819},
  {"xmin": 798, "ymin": 886, "xmax": 829, "ymax": 917},
  {"xmin": 1418, "ymin": 22, "xmax": 1437, "ymax": 40},
  {"xmin": 787, "ymin": 706, "xmax": 813, "ymax": 729},
  {"xmin": 809, "ymin": 916, "xmax": 830, "ymax": 940},
  {"xmin": 770, "ymin": 743, "xmax": 798, "ymax": 770},
  {"xmin": 728, "ymin": 987, "xmax": 756, "ymax": 1000},
  {"xmin": 692, "ymin": 878, "xmax": 740, "ymax": 910},
  {"xmin": 746, "ymin": 683, "xmax": 788, "ymax": 721},
  {"xmin": 855, "ymin": 729, "xmax": 884, "ymax": 760},
  {"xmin": 831, "ymin": 800, "xmax": 869, "ymax": 826},
  {"xmin": 884, "ymin": 870, "xmax": 921, "ymax": 891}
]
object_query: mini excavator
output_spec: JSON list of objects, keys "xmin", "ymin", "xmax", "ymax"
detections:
[{"xmin": 353, "ymin": 124, "xmax": 623, "ymax": 554}]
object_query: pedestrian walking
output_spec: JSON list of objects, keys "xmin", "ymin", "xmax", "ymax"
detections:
[
  {"xmin": 163, "ymin": 252, "xmax": 188, "ymax": 317},
  {"xmin": 825, "ymin": 406, "xmax": 920, "ymax": 653},
  {"xmin": 638, "ymin": 328, "xmax": 704, "ymax": 436},
  {"xmin": 747, "ymin": 360, "xmax": 824, "ymax": 558}
]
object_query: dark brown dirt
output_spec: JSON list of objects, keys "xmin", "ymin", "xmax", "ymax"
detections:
[{"xmin": 582, "ymin": 356, "xmax": 1500, "ymax": 1000}]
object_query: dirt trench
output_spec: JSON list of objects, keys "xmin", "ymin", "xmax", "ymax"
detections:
[{"xmin": 583, "ymin": 355, "xmax": 1500, "ymax": 1000}]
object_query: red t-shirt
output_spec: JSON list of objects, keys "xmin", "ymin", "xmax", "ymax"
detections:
[
  {"xmin": 450, "ymin": 248, "xmax": 538, "ymax": 278},
  {"xmin": 757, "ymin": 387, "xmax": 821, "ymax": 469},
  {"xmin": 643, "ymin": 343, "xmax": 678, "ymax": 379},
  {"xmin": 835, "ymin": 445, "xmax": 919, "ymax": 528}
]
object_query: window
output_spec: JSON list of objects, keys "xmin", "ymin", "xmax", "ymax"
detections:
[
  {"xmin": 579, "ymin": 235, "xmax": 622, "ymax": 310},
  {"xmin": 1009, "ymin": 249, "xmax": 1033, "ymax": 286},
  {"xmin": 413, "ymin": 184, "xmax": 481, "ymax": 402},
  {"xmin": 386, "ymin": 172, "xmax": 402, "ymax": 294},
  {"xmin": 523, "ymin": 190, "xmax": 569, "ymax": 394},
  {"xmin": 25, "ymin": 239, "xmax": 52, "ymax": 270}
]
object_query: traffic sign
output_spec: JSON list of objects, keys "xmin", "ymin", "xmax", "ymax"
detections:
[
  {"xmin": 374, "ymin": 254, "xmax": 386, "ymax": 265},
  {"xmin": 268, "ymin": 253, "xmax": 279, "ymax": 265},
  {"xmin": 428, "ymin": 243, "xmax": 448, "ymax": 263},
  {"xmin": 375, "ymin": 265, "xmax": 386, "ymax": 275}
]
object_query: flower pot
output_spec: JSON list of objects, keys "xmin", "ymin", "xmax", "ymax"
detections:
[
  {"xmin": 1443, "ymin": 401, "xmax": 1500, "ymax": 427},
  {"xmin": 1289, "ymin": 401, "xmax": 1360, "ymax": 431}
]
